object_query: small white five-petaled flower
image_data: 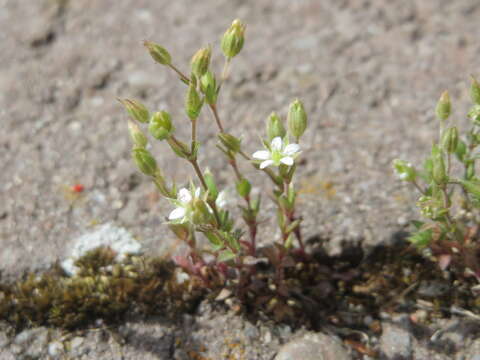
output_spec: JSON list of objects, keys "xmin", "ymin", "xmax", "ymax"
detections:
[
  {"xmin": 252, "ymin": 137, "xmax": 301, "ymax": 169},
  {"xmin": 168, "ymin": 187, "xmax": 228, "ymax": 224},
  {"xmin": 168, "ymin": 187, "xmax": 201, "ymax": 223}
]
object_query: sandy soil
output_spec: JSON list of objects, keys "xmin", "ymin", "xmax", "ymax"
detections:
[{"xmin": 2, "ymin": 0, "xmax": 480, "ymax": 358}]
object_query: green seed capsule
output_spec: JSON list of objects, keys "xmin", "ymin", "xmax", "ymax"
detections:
[
  {"xmin": 132, "ymin": 147, "xmax": 157, "ymax": 176},
  {"xmin": 128, "ymin": 121, "xmax": 148, "ymax": 148},
  {"xmin": 119, "ymin": 99, "xmax": 149, "ymax": 123},
  {"xmin": 435, "ymin": 91, "xmax": 451, "ymax": 121},
  {"xmin": 191, "ymin": 46, "xmax": 211, "ymax": 78},
  {"xmin": 266, "ymin": 112, "xmax": 286, "ymax": 141},
  {"xmin": 287, "ymin": 99, "xmax": 307, "ymax": 140},
  {"xmin": 149, "ymin": 111, "xmax": 174, "ymax": 140},
  {"xmin": 441, "ymin": 127, "xmax": 458, "ymax": 153},
  {"xmin": 185, "ymin": 84, "xmax": 203, "ymax": 120},
  {"xmin": 144, "ymin": 41, "xmax": 172, "ymax": 66},
  {"xmin": 221, "ymin": 19, "xmax": 246, "ymax": 59}
]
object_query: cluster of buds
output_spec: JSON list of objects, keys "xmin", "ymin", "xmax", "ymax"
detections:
[
  {"xmin": 393, "ymin": 77, "xmax": 480, "ymax": 264},
  {"xmin": 120, "ymin": 19, "xmax": 310, "ymax": 294}
]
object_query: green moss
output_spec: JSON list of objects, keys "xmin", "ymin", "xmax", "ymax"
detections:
[
  {"xmin": 0, "ymin": 247, "xmax": 204, "ymax": 331},
  {"xmin": 1, "ymin": 242, "xmax": 479, "ymax": 334}
]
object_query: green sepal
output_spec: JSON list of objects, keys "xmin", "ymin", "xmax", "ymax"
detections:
[
  {"xmin": 167, "ymin": 138, "xmax": 190, "ymax": 159},
  {"xmin": 185, "ymin": 84, "xmax": 204, "ymax": 120},
  {"xmin": 455, "ymin": 139, "xmax": 467, "ymax": 162},
  {"xmin": 218, "ymin": 133, "xmax": 241, "ymax": 153},
  {"xmin": 204, "ymin": 170, "xmax": 218, "ymax": 199}
]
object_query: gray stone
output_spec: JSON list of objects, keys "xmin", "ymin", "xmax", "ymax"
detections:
[
  {"xmin": 48, "ymin": 341, "xmax": 64, "ymax": 357},
  {"xmin": 275, "ymin": 332, "xmax": 350, "ymax": 360},
  {"xmin": 13, "ymin": 327, "xmax": 50, "ymax": 359},
  {"xmin": 380, "ymin": 315, "xmax": 412, "ymax": 359}
]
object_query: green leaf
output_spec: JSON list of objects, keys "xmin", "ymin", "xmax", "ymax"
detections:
[
  {"xmin": 285, "ymin": 219, "xmax": 301, "ymax": 235},
  {"xmin": 217, "ymin": 250, "xmax": 236, "ymax": 262},
  {"xmin": 408, "ymin": 229, "xmax": 433, "ymax": 248},
  {"xmin": 236, "ymin": 178, "xmax": 251, "ymax": 198},
  {"xmin": 411, "ymin": 220, "xmax": 425, "ymax": 230}
]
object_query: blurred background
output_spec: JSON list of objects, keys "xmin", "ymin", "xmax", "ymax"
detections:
[{"xmin": 1, "ymin": 0, "xmax": 480, "ymax": 277}]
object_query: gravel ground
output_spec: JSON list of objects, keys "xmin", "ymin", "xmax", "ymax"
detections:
[{"xmin": 2, "ymin": 0, "xmax": 480, "ymax": 358}]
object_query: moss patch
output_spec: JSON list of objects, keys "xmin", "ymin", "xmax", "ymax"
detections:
[{"xmin": 0, "ymin": 240, "xmax": 479, "ymax": 336}]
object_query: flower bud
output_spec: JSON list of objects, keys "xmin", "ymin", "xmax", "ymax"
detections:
[
  {"xmin": 431, "ymin": 146, "xmax": 447, "ymax": 185},
  {"xmin": 128, "ymin": 121, "xmax": 148, "ymax": 148},
  {"xmin": 236, "ymin": 178, "xmax": 251, "ymax": 198},
  {"xmin": 287, "ymin": 99, "xmax": 307, "ymax": 140},
  {"xmin": 185, "ymin": 84, "xmax": 203, "ymax": 120},
  {"xmin": 441, "ymin": 126, "xmax": 458, "ymax": 153},
  {"xmin": 132, "ymin": 147, "xmax": 157, "ymax": 176},
  {"xmin": 149, "ymin": 111, "xmax": 174, "ymax": 140},
  {"xmin": 200, "ymin": 71, "xmax": 218, "ymax": 105},
  {"xmin": 221, "ymin": 19, "xmax": 246, "ymax": 59},
  {"xmin": 143, "ymin": 41, "xmax": 172, "ymax": 66},
  {"xmin": 167, "ymin": 137, "xmax": 190, "ymax": 159},
  {"xmin": 119, "ymin": 99, "xmax": 149, "ymax": 123},
  {"xmin": 218, "ymin": 132, "xmax": 241, "ymax": 153},
  {"xmin": 392, "ymin": 159, "xmax": 416, "ymax": 182},
  {"xmin": 191, "ymin": 46, "xmax": 211, "ymax": 78},
  {"xmin": 266, "ymin": 112, "xmax": 286, "ymax": 141},
  {"xmin": 435, "ymin": 91, "xmax": 451, "ymax": 121},
  {"xmin": 471, "ymin": 76, "xmax": 480, "ymax": 105}
]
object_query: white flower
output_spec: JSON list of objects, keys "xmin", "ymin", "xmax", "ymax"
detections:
[
  {"xmin": 168, "ymin": 187, "xmax": 201, "ymax": 223},
  {"xmin": 252, "ymin": 137, "xmax": 301, "ymax": 169},
  {"xmin": 215, "ymin": 190, "xmax": 229, "ymax": 208}
]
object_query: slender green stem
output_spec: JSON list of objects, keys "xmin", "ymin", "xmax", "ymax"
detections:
[
  {"xmin": 209, "ymin": 104, "xmax": 224, "ymax": 132},
  {"xmin": 218, "ymin": 58, "xmax": 231, "ymax": 91},
  {"xmin": 191, "ymin": 118, "xmax": 197, "ymax": 144},
  {"xmin": 229, "ymin": 157, "xmax": 258, "ymax": 254},
  {"xmin": 190, "ymin": 159, "xmax": 208, "ymax": 191},
  {"xmin": 412, "ymin": 180, "xmax": 426, "ymax": 195},
  {"xmin": 168, "ymin": 64, "xmax": 190, "ymax": 83},
  {"xmin": 440, "ymin": 186, "xmax": 453, "ymax": 228}
]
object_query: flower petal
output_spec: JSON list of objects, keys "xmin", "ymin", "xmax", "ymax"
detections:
[
  {"xmin": 280, "ymin": 156, "xmax": 294, "ymax": 166},
  {"xmin": 178, "ymin": 188, "xmax": 192, "ymax": 203},
  {"xmin": 215, "ymin": 191, "xmax": 228, "ymax": 208},
  {"xmin": 169, "ymin": 207, "xmax": 186, "ymax": 220},
  {"xmin": 252, "ymin": 150, "xmax": 271, "ymax": 160},
  {"xmin": 194, "ymin": 187, "xmax": 201, "ymax": 198},
  {"xmin": 260, "ymin": 159, "xmax": 274, "ymax": 169},
  {"xmin": 271, "ymin": 137, "xmax": 282, "ymax": 151},
  {"xmin": 284, "ymin": 143, "xmax": 300, "ymax": 156}
]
